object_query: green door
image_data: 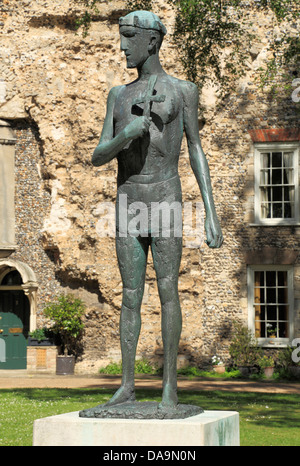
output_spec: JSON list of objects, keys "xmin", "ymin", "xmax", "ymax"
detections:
[{"xmin": 0, "ymin": 290, "xmax": 29, "ymax": 369}]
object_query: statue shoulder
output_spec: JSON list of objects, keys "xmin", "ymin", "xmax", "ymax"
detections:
[
  {"xmin": 105, "ymin": 85, "xmax": 126, "ymax": 114},
  {"xmin": 178, "ymin": 79, "xmax": 198, "ymax": 98},
  {"xmin": 166, "ymin": 76, "xmax": 198, "ymax": 101},
  {"xmin": 175, "ymin": 79, "xmax": 199, "ymax": 111},
  {"xmin": 107, "ymin": 85, "xmax": 125, "ymax": 101}
]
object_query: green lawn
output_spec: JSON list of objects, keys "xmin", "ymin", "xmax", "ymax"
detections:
[{"xmin": 0, "ymin": 387, "xmax": 299, "ymax": 446}]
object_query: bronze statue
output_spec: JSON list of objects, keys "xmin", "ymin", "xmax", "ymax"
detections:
[{"xmin": 80, "ymin": 10, "xmax": 222, "ymax": 419}]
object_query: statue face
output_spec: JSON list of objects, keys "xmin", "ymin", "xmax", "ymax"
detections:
[{"xmin": 119, "ymin": 26, "xmax": 152, "ymax": 69}]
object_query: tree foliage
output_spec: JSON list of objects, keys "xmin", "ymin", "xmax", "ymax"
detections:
[{"xmin": 167, "ymin": 0, "xmax": 251, "ymax": 96}]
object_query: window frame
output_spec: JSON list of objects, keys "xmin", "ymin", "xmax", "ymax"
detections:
[
  {"xmin": 254, "ymin": 142, "xmax": 299, "ymax": 225},
  {"xmin": 247, "ymin": 265, "xmax": 294, "ymax": 348}
]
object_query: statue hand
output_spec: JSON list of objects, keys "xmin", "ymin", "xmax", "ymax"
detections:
[
  {"xmin": 124, "ymin": 116, "xmax": 151, "ymax": 140},
  {"xmin": 205, "ymin": 212, "xmax": 223, "ymax": 249}
]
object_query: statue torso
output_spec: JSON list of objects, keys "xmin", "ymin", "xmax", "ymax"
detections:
[{"xmin": 113, "ymin": 74, "xmax": 184, "ymax": 185}]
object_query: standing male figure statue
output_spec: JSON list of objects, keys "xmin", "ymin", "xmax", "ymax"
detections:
[{"xmin": 92, "ymin": 11, "xmax": 223, "ymax": 410}]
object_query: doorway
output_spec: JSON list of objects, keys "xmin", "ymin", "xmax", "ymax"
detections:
[{"xmin": 0, "ymin": 270, "xmax": 30, "ymax": 369}]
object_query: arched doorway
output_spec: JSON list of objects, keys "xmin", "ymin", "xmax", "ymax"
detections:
[{"xmin": 0, "ymin": 261, "xmax": 38, "ymax": 369}]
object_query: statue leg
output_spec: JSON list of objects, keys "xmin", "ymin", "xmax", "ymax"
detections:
[
  {"xmin": 105, "ymin": 234, "xmax": 148, "ymax": 406},
  {"xmin": 151, "ymin": 235, "xmax": 182, "ymax": 409}
]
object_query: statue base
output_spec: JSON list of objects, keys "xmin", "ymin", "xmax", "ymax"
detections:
[
  {"xmin": 79, "ymin": 401, "xmax": 203, "ymax": 419},
  {"xmin": 33, "ymin": 410, "xmax": 240, "ymax": 446}
]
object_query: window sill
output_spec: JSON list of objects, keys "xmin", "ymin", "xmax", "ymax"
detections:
[{"xmin": 257, "ymin": 338, "xmax": 289, "ymax": 348}]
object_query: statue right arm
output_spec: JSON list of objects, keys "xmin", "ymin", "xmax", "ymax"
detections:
[
  {"xmin": 92, "ymin": 86, "xmax": 125, "ymax": 167},
  {"xmin": 92, "ymin": 86, "xmax": 151, "ymax": 167}
]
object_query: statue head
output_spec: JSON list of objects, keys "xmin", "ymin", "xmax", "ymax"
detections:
[
  {"xmin": 119, "ymin": 10, "xmax": 167, "ymax": 36},
  {"xmin": 119, "ymin": 11, "xmax": 167, "ymax": 69}
]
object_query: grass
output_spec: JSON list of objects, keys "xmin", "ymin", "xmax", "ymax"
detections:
[{"xmin": 0, "ymin": 387, "xmax": 299, "ymax": 446}]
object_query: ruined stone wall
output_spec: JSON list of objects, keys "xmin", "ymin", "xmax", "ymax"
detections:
[{"xmin": 0, "ymin": 0, "xmax": 299, "ymax": 373}]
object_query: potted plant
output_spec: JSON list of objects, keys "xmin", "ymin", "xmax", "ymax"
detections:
[
  {"xmin": 258, "ymin": 355, "xmax": 275, "ymax": 378},
  {"xmin": 28, "ymin": 327, "xmax": 56, "ymax": 346},
  {"xmin": 266, "ymin": 323, "xmax": 277, "ymax": 339},
  {"xmin": 43, "ymin": 293, "xmax": 85, "ymax": 375},
  {"xmin": 229, "ymin": 321, "xmax": 262, "ymax": 376},
  {"xmin": 211, "ymin": 355, "xmax": 226, "ymax": 374}
]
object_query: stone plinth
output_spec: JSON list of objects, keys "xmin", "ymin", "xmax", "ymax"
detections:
[{"xmin": 33, "ymin": 410, "xmax": 239, "ymax": 446}]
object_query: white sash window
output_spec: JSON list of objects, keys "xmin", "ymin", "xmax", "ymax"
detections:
[
  {"xmin": 254, "ymin": 143, "xmax": 299, "ymax": 225},
  {"xmin": 248, "ymin": 266, "xmax": 294, "ymax": 347}
]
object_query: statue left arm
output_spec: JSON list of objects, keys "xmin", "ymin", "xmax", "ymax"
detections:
[{"xmin": 182, "ymin": 81, "xmax": 223, "ymax": 249}]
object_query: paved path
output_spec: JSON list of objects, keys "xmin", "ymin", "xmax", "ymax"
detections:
[{"xmin": 0, "ymin": 371, "xmax": 299, "ymax": 394}]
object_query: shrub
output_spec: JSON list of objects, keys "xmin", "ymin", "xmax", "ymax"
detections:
[
  {"xmin": 43, "ymin": 294, "xmax": 85, "ymax": 356},
  {"xmin": 229, "ymin": 321, "xmax": 262, "ymax": 367},
  {"xmin": 29, "ymin": 327, "xmax": 55, "ymax": 342},
  {"xmin": 177, "ymin": 366, "xmax": 202, "ymax": 377},
  {"xmin": 134, "ymin": 358, "xmax": 156, "ymax": 374},
  {"xmin": 99, "ymin": 358, "xmax": 158, "ymax": 375},
  {"xmin": 278, "ymin": 346, "xmax": 300, "ymax": 369}
]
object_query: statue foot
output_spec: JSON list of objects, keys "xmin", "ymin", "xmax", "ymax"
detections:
[
  {"xmin": 79, "ymin": 384, "xmax": 136, "ymax": 418},
  {"xmin": 159, "ymin": 383, "xmax": 178, "ymax": 410},
  {"xmin": 104, "ymin": 385, "xmax": 136, "ymax": 407}
]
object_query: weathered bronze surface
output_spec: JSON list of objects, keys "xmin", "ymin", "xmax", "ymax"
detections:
[
  {"xmin": 80, "ymin": 401, "xmax": 203, "ymax": 419},
  {"xmin": 79, "ymin": 10, "xmax": 222, "ymax": 419}
]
